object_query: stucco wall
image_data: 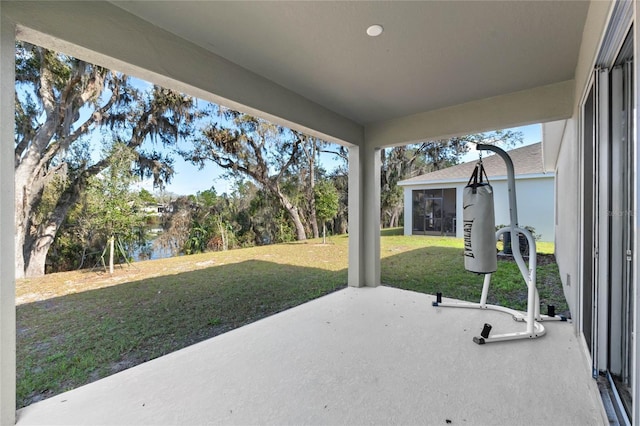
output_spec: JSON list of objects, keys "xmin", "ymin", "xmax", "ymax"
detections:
[
  {"xmin": 553, "ymin": 120, "xmax": 580, "ymax": 317},
  {"xmin": 494, "ymin": 178, "xmax": 556, "ymax": 241},
  {"xmin": 550, "ymin": 0, "xmax": 612, "ymax": 328},
  {"xmin": 402, "ymin": 175, "xmax": 555, "ymax": 242}
]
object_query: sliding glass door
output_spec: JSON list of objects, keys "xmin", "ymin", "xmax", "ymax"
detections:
[
  {"xmin": 412, "ymin": 188, "xmax": 456, "ymax": 236},
  {"xmin": 582, "ymin": 28, "xmax": 634, "ymax": 420}
]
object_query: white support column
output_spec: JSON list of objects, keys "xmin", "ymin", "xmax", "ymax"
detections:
[
  {"xmin": 348, "ymin": 144, "xmax": 381, "ymax": 287},
  {"xmin": 348, "ymin": 145, "xmax": 363, "ymax": 287},
  {"xmin": 403, "ymin": 187, "xmax": 412, "ymax": 236},
  {"xmin": 0, "ymin": 8, "xmax": 16, "ymax": 426}
]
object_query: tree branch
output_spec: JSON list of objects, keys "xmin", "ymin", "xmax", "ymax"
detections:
[{"xmin": 275, "ymin": 135, "xmax": 301, "ymax": 182}]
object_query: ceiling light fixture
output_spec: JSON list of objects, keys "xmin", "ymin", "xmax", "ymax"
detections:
[{"xmin": 366, "ymin": 24, "xmax": 384, "ymax": 37}]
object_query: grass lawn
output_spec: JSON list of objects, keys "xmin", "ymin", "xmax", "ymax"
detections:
[
  {"xmin": 379, "ymin": 229, "xmax": 565, "ymax": 314},
  {"xmin": 16, "ymin": 231, "xmax": 567, "ymax": 408}
]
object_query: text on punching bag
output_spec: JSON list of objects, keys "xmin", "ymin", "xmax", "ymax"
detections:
[{"xmin": 463, "ymin": 220, "xmax": 474, "ymax": 258}]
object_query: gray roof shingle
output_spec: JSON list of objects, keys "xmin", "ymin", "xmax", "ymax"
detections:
[{"xmin": 399, "ymin": 142, "xmax": 547, "ymax": 185}]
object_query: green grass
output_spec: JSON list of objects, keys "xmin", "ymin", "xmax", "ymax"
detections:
[
  {"xmin": 380, "ymin": 232, "xmax": 566, "ymax": 313},
  {"xmin": 17, "ymin": 232, "xmax": 567, "ymax": 408}
]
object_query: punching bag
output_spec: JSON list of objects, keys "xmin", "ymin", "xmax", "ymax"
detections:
[{"xmin": 463, "ymin": 162, "xmax": 497, "ymax": 274}]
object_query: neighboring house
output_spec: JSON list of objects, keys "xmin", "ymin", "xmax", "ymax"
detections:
[
  {"xmin": 398, "ymin": 143, "xmax": 555, "ymax": 241},
  {"xmin": 142, "ymin": 203, "xmax": 174, "ymax": 217}
]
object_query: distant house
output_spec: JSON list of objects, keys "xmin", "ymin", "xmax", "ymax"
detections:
[
  {"xmin": 398, "ymin": 143, "xmax": 555, "ymax": 242},
  {"xmin": 141, "ymin": 203, "xmax": 174, "ymax": 216}
]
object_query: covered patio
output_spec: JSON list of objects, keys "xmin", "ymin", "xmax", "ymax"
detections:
[
  {"xmin": 16, "ymin": 286, "xmax": 605, "ymax": 425},
  {"xmin": 1, "ymin": 1, "xmax": 637, "ymax": 424}
]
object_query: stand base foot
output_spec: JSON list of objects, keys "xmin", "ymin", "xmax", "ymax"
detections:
[
  {"xmin": 480, "ymin": 323, "xmax": 492, "ymax": 338},
  {"xmin": 434, "ymin": 297, "xmax": 549, "ymax": 344}
]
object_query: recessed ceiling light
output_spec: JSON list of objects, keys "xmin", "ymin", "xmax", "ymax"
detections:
[{"xmin": 367, "ymin": 24, "xmax": 384, "ymax": 37}]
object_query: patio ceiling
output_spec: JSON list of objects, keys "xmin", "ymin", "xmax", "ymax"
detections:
[
  {"xmin": 4, "ymin": 1, "xmax": 590, "ymax": 147},
  {"xmin": 111, "ymin": 1, "xmax": 588, "ymax": 126}
]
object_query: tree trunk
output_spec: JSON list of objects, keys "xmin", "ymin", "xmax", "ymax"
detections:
[
  {"xmin": 19, "ymin": 178, "xmax": 84, "ymax": 277},
  {"xmin": 15, "ymin": 142, "xmax": 53, "ymax": 278},
  {"xmin": 286, "ymin": 203, "xmax": 307, "ymax": 241},
  {"xmin": 272, "ymin": 185, "xmax": 306, "ymax": 241},
  {"xmin": 15, "ymin": 225, "xmax": 27, "ymax": 280},
  {"xmin": 217, "ymin": 218, "xmax": 228, "ymax": 251},
  {"xmin": 389, "ymin": 209, "xmax": 398, "ymax": 228},
  {"xmin": 23, "ymin": 220, "xmax": 58, "ymax": 277},
  {"xmin": 24, "ymin": 251, "xmax": 47, "ymax": 277},
  {"xmin": 309, "ymin": 198, "xmax": 319, "ymax": 238},
  {"xmin": 308, "ymin": 152, "xmax": 319, "ymax": 239},
  {"xmin": 109, "ymin": 236, "xmax": 115, "ymax": 274},
  {"xmin": 322, "ymin": 223, "xmax": 326, "ymax": 244}
]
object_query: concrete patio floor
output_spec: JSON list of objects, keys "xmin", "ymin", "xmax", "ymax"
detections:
[{"xmin": 16, "ymin": 286, "xmax": 606, "ymax": 425}]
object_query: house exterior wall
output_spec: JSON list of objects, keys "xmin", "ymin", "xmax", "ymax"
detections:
[
  {"xmin": 553, "ymin": 120, "xmax": 580, "ymax": 323},
  {"xmin": 493, "ymin": 177, "xmax": 555, "ymax": 242},
  {"xmin": 402, "ymin": 175, "xmax": 555, "ymax": 242},
  {"xmin": 551, "ymin": 0, "xmax": 626, "ymax": 349},
  {"xmin": 550, "ymin": 0, "xmax": 612, "ymax": 321},
  {"xmin": 550, "ymin": 1, "xmax": 640, "ymax": 423}
]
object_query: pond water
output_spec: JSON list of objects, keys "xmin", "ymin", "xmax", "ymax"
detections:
[{"xmin": 132, "ymin": 237, "xmax": 181, "ymax": 262}]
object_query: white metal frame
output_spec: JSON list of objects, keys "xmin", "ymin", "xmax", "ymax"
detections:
[{"xmin": 432, "ymin": 144, "xmax": 566, "ymax": 344}]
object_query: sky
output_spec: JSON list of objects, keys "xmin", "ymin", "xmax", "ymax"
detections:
[
  {"xmin": 156, "ymin": 155, "xmax": 230, "ymax": 196},
  {"xmin": 459, "ymin": 123, "xmax": 541, "ymax": 164},
  {"xmin": 134, "ymin": 139, "xmax": 346, "ymax": 197},
  {"xmin": 144, "ymin": 123, "xmax": 542, "ymax": 197}
]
